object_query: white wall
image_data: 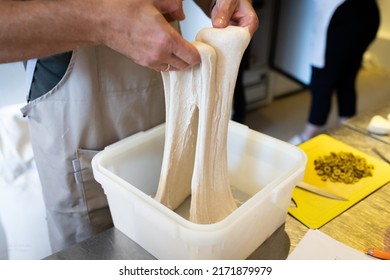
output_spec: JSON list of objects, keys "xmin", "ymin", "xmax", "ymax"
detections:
[
  {"xmin": 273, "ymin": 0, "xmax": 314, "ymax": 85},
  {"xmin": 377, "ymin": 0, "xmax": 390, "ymax": 39},
  {"xmin": 273, "ymin": 0, "xmax": 390, "ymax": 85},
  {"xmin": 181, "ymin": 0, "xmax": 212, "ymax": 41},
  {"xmin": 0, "ymin": 62, "xmax": 27, "ymax": 107},
  {"xmin": 367, "ymin": 0, "xmax": 390, "ymax": 73}
]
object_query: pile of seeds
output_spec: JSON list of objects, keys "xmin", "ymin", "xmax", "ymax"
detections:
[{"xmin": 313, "ymin": 151, "xmax": 374, "ymax": 184}]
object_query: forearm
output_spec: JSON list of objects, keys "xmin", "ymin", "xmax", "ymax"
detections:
[{"xmin": 0, "ymin": 0, "xmax": 105, "ymax": 63}]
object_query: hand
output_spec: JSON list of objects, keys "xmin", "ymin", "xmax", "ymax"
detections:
[
  {"xmin": 211, "ymin": 0, "xmax": 259, "ymax": 36},
  {"xmin": 101, "ymin": 0, "xmax": 200, "ymax": 72}
]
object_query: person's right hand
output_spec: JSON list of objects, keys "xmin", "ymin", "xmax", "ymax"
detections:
[
  {"xmin": 100, "ymin": 0, "xmax": 201, "ymax": 72},
  {"xmin": 211, "ymin": 0, "xmax": 259, "ymax": 37}
]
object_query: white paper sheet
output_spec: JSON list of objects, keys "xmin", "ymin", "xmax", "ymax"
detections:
[{"xmin": 288, "ymin": 229, "xmax": 374, "ymax": 260}]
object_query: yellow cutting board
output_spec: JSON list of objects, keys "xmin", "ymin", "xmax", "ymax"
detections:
[{"xmin": 289, "ymin": 134, "xmax": 390, "ymax": 229}]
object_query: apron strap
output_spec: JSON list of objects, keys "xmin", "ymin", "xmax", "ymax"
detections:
[{"xmin": 25, "ymin": 58, "xmax": 37, "ymax": 99}]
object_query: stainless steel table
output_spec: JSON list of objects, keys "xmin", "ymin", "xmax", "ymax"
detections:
[
  {"xmin": 45, "ymin": 227, "xmax": 155, "ymax": 260},
  {"xmin": 45, "ymin": 113, "xmax": 390, "ymax": 260}
]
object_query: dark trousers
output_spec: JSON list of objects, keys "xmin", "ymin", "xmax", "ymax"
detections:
[
  {"xmin": 308, "ymin": 0, "xmax": 380, "ymax": 126},
  {"xmin": 232, "ymin": 44, "xmax": 251, "ymax": 124}
]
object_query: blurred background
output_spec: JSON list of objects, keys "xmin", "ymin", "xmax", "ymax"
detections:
[
  {"xmin": 1, "ymin": 0, "xmax": 389, "ymax": 260},
  {"xmin": 180, "ymin": 0, "xmax": 390, "ymax": 140}
]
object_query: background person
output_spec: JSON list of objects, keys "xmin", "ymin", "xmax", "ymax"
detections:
[{"xmin": 289, "ymin": 0, "xmax": 380, "ymax": 145}]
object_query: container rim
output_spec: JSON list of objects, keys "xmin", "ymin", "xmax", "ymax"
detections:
[{"xmin": 91, "ymin": 122, "xmax": 307, "ymax": 232}]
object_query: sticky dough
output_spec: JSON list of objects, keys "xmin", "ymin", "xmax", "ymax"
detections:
[{"xmin": 155, "ymin": 26, "xmax": 251, "ymax": 224}]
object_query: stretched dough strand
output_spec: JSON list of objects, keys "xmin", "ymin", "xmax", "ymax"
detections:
[{"xmin": 155, "ymin": 26, "xmax": 251, "ymax": 224}]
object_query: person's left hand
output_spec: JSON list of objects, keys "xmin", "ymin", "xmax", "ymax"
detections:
[{"xmin": 211, "ymin": 0, "xmax": 259, "ymax": 36}]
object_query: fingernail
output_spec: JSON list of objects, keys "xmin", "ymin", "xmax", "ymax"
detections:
[{"xmin": 215, "ymin": 17, "xmax": 227, "ymax": 27}]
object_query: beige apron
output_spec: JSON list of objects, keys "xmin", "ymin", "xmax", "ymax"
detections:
[{"xmin": 21, "ymin": 46, "xmax": 165, "ymax": 253}]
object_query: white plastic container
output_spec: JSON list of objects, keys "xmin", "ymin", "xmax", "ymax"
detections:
[{"xmin": 92, "ymin": 122, "xmax": 307, "ymax": 259}]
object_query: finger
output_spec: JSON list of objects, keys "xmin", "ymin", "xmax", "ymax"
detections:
[
  {"xmin": 168, "ymin": 0, "xmax": 185, "ymax": 21},
  {"xmin": 154, "ymin": 23, "xmax": 201, "ymax": 69},
  {"xmin": 153, "ymin": 51, "xmax": 194, "ymax": 72},
  {"xmin": 155, "ymin": 0, "xmax": 184, "ymax": 20},
  {"xmin": 211, "ymin": 0, "xmax": 259, "ymax": 36},
  {"xmin": 153, "ymin": 52, "xmax": 188, "ymax": 71},
  {"xmin": 170, "ymin": 38, "xmax": 201, "ymax": 68},
  {"xmin": 166, "ymin": 52, "xmax": 194, "ymax": 70},
  {"xmin": 153, "ymin": 47, "xmax": 197, "ymax": 72},
  {"xmin": 211, "ymin": 0, "xmax": 239, "ymax": 28},
  {"xmin": 238, "ymin": 10, "xmax": 259, "ymax": 36},
  {"xmin": 154, "ymin": 63, "xmax": 178, "ymax": 72},
  {"xmin": 228, "ymin": 1, "xmax": 259, "ymax": 36},
  {"xmin": 139, "ymin": 9, "xmax": 200, "ymax": 70}
]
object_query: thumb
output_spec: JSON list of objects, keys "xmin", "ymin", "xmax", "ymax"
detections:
[{"xmin": 211, "ymin": 0, "xmax": 238, "ymax": 28}]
